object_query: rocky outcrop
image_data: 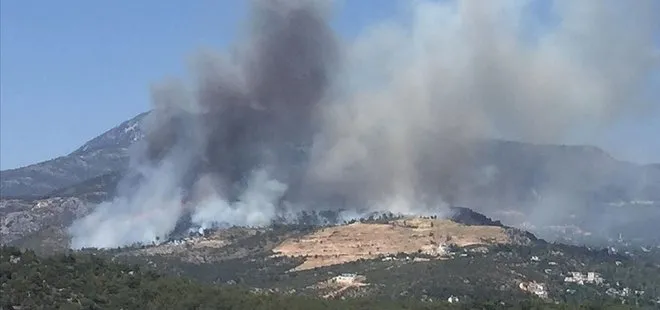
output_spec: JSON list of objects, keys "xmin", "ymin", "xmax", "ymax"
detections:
[{"xmin": 0, "ymin": 197, "xmax": 90, "ymax": 245}]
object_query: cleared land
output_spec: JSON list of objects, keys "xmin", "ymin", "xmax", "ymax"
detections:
[{"xmin": 273, "ymin": 217, "xmax": 515, "ymax": 270}]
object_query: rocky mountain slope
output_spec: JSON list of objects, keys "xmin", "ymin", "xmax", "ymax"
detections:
[
  {"xmin": 0, "ymin": 112, "xmax": 147, "ymax": 198},
  {"xmin": 2, "ymin": 110, "xmax": 658, "ymax": 206},
  {"xmin": 2, "ymin": 111, "xmax": 659, "ymax": 204},
  {"xmin": 1, "ymin": 111, "xmax": 659, "ymax": 249},
  {"xmin": 0, "ymin": 197, "xmax": 88, "ymax": 246}
]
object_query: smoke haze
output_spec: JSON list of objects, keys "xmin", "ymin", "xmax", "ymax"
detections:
[{"xmin": 69, "ymin": 0, "xmax": 660, "ymax": 249}]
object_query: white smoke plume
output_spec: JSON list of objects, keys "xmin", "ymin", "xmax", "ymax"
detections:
[{"xmin": 69, "ymin": 0, "xmax": 659, "ymax": 249}]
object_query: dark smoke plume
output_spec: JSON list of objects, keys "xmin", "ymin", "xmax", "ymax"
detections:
[
  {"xmin": 70, "ymin": 0, "xmax": 340, "ymax": 248},
  {"xmin": 69, "ymin": 0, "xmax": 659, "ymax": 248}
]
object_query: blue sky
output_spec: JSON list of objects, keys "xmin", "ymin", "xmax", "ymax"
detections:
[
  {"xmin": 1, "ymin": 0, "xmax": 658, "ymax": 170},
  {"xmin": 0, "ymin": 0, "xmax": 400, "ymax": 170}
]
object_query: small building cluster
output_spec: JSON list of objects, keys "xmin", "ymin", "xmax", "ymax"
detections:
[
  {"xmin": 9, "ymin": 255, "xmax": 21, "ymax": 264},
  {"xmin": 563, "ymin": 272, "xmax": 604, "ymax": 285},
  {"xmin": 606, "ymin": 287, "xmax": 645, "ymax": 298},
  {"xmin": 606, "ymin": 287, "xmax": 630, "ymax": 298},
  {"xmin": 519, "ymin": 281, "xmax": 548, "ymax": 299},
  {"xmin": 420, "ymin": 244, "xmax": 450, "ymax": 256},
  {"xmin": 331, "ymin": 273, "xmax": 366, "ymax": 285},
  {"xmin": 381, "ymin": 255, "xmax": 411, "ymax": 262}
]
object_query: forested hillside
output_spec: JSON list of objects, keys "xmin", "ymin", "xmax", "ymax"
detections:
[{"xmin": 0, "ymin": 246, "xmax": 642, "ymax": 310}]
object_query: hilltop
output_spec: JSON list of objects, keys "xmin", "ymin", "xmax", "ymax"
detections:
[
  {"xmin": 2, "ymin": 200, "xmax": 660, "ymax": 306},
  {"xmin": 54, "ymin": 216, "xmax": 660, "ymax": 307},
  {"xmin": 273, "ymin": 216, "xmax": 534, "ymax": 270}
]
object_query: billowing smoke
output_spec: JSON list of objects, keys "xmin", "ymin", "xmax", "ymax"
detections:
[{"xmin": 69, "ymin": 0, "xmax": 659, "ymax": 249}]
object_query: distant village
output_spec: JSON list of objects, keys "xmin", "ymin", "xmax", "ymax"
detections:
[{"xmin": 520, "ymin": 253, "xmax": 651, "ymax": 302}]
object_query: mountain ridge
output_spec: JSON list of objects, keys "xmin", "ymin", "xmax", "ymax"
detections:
[
  {"xmin": 2, "ymin": 111, "xmax": 657, "ymax": 201},
  {"xmin": 0, "ymin": 112, "xmax": 148, "ymax": 198},
  {"xmin": 1, "ymin": 112, "xmax": 659, "ymax": 247}
]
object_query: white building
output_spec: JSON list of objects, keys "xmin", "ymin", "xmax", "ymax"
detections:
[
  {"xmin": 564, "ymin": 272, "xmax": 604, "ymax": 285},
  {"xmin": 587, "ymin": 272, "xmax": 602, "ymax": 283},
  {"xmin": 333, "ymin": 273, "xmax": 359, "ymax": 285},
  {"xmin": 519, "ymin": 282, "xmax": 548, "ymax": 299}
]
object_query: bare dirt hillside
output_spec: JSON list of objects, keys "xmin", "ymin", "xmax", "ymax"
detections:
[{"xmin": 273, "ymin": 217, "xmax": 527, "ymax": 270}]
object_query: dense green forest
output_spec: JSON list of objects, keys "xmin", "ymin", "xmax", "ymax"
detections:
[
  {"xmin": 97, "ymin": 235, "xmax": 660, "ymax": 308},
  {"xmin": 1, "ymin": 246, "xmax": 646, "ymax": 310}
]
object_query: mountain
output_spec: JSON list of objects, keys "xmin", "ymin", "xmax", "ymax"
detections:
[
  {"xmin": 3, "ymin": 111, "xmax": 658, "ymax": 206},
  {"xmin": 1, "ymin": 112, "xmax": 659, "ymax": 247},
  {"xmin": 420, "ymin": 140, "xmax": 660, "ymax": 207},
  {"xmin": 2, "ymin": 112, "xmax": 659, "ymax": 309},
  {"xmin": 0, "ymin": 112, "xmax": 147, "ymax": 198}
]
